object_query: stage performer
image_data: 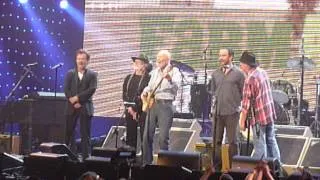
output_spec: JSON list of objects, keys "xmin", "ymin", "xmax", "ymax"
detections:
[
  {"xmin": 210, "ymin": 48, "xmax": 245, "ymax": 170},
  {"xmin": 141, "ymin": 50, "xmax": 181, "ymax": 166},
  {"xmin": 239, "ymin": 50, "xmax": 281, "ymax": 162},
  {"xmin": 122, "ymin": 53, "xmax": 151, "ymax": 150},
  {"xmin": 64, "ymin": 49, "xmax": 97, "ymax": 160}
]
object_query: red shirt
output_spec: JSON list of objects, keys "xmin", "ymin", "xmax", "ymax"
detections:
[{"xmin": 241, "ymin": 67, "xmax": 276, "ymax": 126}]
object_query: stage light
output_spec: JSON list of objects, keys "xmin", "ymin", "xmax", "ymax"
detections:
[
  {"xmin": 19, "ymin": 0, "xmax": 28, "ymax": 4},
  {"xmin": 59, "ymin": 0, "xmax": 69, "ymax": 9}
]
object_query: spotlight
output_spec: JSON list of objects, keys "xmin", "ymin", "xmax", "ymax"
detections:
[
  {"xmin": 19, "ymin": 0, "xmax": 28, "ymax": 4},
  {"xmin": 59, "ymin": 0, "xmax": 69, "ymax": 9}
]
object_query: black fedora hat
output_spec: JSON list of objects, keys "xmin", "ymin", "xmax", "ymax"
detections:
[
  {"xmin": 131, "ymin": 53, "xmax": 149, "ymax": 63},
  {"xmin": 239, "ymin": 51, "xmax": 258, "ymax": 67}
]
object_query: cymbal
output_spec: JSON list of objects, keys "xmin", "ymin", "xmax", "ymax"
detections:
[
  {"xmin": 171, "ymin": 60, "xmax": 194, "ymax": 73},
  {"xmin": 272, "ymin": 90, "xmax": 289, "ymax": 105},
  {"xmin": 287, "ymin": 56, "xmax": 315, "ymax": 70}
]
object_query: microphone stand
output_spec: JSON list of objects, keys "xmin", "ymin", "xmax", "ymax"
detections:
[
  {"xmin": 53, "ymin": 65, "xmax": 63, "ymax": 126},
  {"xmin": 212, "ymin": 97, "xmax": 218, "ymax": 168},
  {"xmin": 310, "ymin": 80, "xmax": 320, "ymax": 137},
  {"xmin": 177, "ymin": 67, "xmax": 186, "ymax": 113},
  {"xmin": 246, "ymin": 96, "xmax": 255, "ymax": 156},
  {"xmin": 298, "ymin": 37, "xmax": 305, "ymax": 125},
  {"xmin": 202, "ymin": 47, "xmax": 208, "ymax": 136},
  {"xmin": 115, "ymin": 105, "xmax": 127, "ymax": 149},
  {"xmin": 4, "ymin": 66, "xmax": 34, "ymax": 152},
  {"xmin": 180, "ymin": 73, "xmax": 184, "ymax": 113}
]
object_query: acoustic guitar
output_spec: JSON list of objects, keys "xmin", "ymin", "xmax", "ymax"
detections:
[{"xmin": 142, "ymin": 65, "xmax": 172, "ymax": 112}]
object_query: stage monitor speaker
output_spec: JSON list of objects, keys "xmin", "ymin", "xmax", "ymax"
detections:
[
  {"xmin": 144, "ymin": 164, "xmax": 193, "ymax": 180},
  {"xmin": 172, "ymin": 118, "xmax": 201, "ymax": 130},
  {"xmin": 276, "ymin": 135, "xmax": 309, "ymax": 166},
  {"xmin": 39, "ymin": 142, "xmax": 79, "ymax": 162},
  {"xmin": 0, "ymin": 152, "xmax": 23, "ymax": 171},
  {"xmin": 301, "ymin": 138, "xmax": 320, "ymax": 169},
  {"xmin": 275, "ymin": 125, "xmax": 313, "ymax": 137},
  {"xmin": 24, "ymin": 152, "xmax": 68, "ymax": 179},
  {"xmin": 84, "ymin": 156, "xmax": 119, "ymax": 180},
  {"xmin": 157, "ymin": 150, "xmax": 201, "ymax": 171},
  {"xmin": 102, "ymin": 126, "xmax": 197, "ymax": 155},
  {"xmin": 232, "ymin": 155, "xmax": 281, "ymax": 177}
]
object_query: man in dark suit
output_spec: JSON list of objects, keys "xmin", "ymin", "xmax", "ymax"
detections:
[{"xmin": 64, "ymin": 49, "xmax": 97, "ymax": 160}]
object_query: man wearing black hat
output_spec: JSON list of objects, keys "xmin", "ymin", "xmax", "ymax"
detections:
[
  {"xmin": 122, "ymin": 53, "xmax": 151, "ymax": 150},
  {"xmin": 210, "ymin": 48, "xmax": 245, "ymax": 170},
  {"xmin": 239, "ymin": 51, "xmax": 281, "ymax": 161}
]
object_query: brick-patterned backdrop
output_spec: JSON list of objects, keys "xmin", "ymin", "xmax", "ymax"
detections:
[{"xmin": 83, "ymin": 0, "xmax": 320, "ymax": 120}]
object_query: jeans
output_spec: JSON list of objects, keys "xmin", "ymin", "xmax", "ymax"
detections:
[{"xmin": 252, "ymin": 122, "xmax": 281, "ymax": 162}]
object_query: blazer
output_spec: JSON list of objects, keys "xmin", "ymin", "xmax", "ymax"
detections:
[{"xmin": 64, "ymin": 68, "xmax": 97, "ymax": 116}]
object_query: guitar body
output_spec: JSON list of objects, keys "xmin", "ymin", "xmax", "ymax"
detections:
[
  {"xmin": 142, "ymin": 93, "xmax": 155, "ymax": 112},
  {"xmin": 142, "ymin": 65, "xmax": 173, "ymax": 112}
]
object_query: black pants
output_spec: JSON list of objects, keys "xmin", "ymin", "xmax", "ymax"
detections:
[
  {"xmin": 125, "ymin": 111, "xmax": 145, "ymax": 151},
  {"xmin": 65, "ymin": 108, "xmax": 92, "ymax": 160},
  {"xmin": 212, "ymin": 113, "xmax": 239, "ymax": 170}
]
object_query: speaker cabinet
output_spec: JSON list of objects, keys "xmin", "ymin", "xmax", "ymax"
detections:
[
  {"xmin": 39, "ymin": 142, "xmax": 79, "ymax": 162},
  {"xmin": 102, "ymin": 126, "xmax": 197, "ymax": 155},
  {"xmin": 232, "ymin": 155, "xmax": 281, "ymax": 177},
  {"xmin": 276, "ymin": 135, "xmax": 309, "ymax": 166},
  {"xmin": 300, "ymin": 138, "xmax": 320, "ymax": 173},
  {"xmin": 275, "ymin": 125, "xmax": 313, "ymax": 137},
  {"xmin": 157, "ymin": 150, "xmax": 201, "ymax": 171},
  {"xmin": 84, "ymin": 156, "xmax": 118, "ymax": 180},
  {"xmin": 24, "ymin": 152, "xmax": 68, "ymax": 179},
  {"xmin": 172, "ymin": 118, "xmax": 201, "ymax": 131},
  {"xmin": 144, "ymin": 164, "xmax": 195, "ymax": 180},
  {"xmin": 0, "ymin": 152, "xmax": 23, "ymax": 171}
]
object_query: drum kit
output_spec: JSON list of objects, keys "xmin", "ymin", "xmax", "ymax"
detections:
[
  {"xmin": 271, "ymin": 55, "xmax": 317, "ymax": 126},
  {"xmin": 171, "ymin": 60, "xmax": 211, "ymax": 119}
]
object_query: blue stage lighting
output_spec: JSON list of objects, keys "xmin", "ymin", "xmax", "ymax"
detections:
[
  {"xmin": 60, "ymin": 0, "xmax": 69, "ymax": 9},
  {"xmin": 19, "ymin": 0, "xmax": 28, "ymax": 4}
]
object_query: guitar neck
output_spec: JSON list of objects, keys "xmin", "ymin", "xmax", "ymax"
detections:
[
  {"xmin": 150, "ymin": 78, "xmax": 164, "ymax": 97},
  {"xmin": 149, "ymin": 66, "xmax": 173, "ymax": 97}
]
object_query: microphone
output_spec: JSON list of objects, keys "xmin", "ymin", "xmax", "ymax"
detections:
[
  {"xmin": 26, "ymin": 62, "xmax": 38, "ymax": 67},
  {"xmin": 51, "ymin": 62, "xmax": 64, "ymax": 70},
  {"xmin": 203, "ymin": 44, "xmax": 210, "ymax": 53}
]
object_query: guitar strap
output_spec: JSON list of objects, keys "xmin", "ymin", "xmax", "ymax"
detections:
[
  {"xmin": 125, "ymin": 73, "xmax": 144, "ymax": 101},
  {"xmin": 152, "ymin": 65, "xmax": 171, "ymax": 92}
]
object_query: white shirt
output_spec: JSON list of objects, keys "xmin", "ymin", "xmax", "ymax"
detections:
[
  {"xmin": 143, "ymin": 65, "xmax": 181, "ymax": 100},
  {"xmin": 78, "ymin": 71, "xmax": 84, "ymax": 80}
]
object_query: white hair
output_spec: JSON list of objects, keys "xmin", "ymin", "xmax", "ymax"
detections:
[{"xmin": 157, "ymin": 50, "xmax": 171, "ymax": 61}]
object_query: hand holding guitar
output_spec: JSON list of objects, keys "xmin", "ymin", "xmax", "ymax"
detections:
[
  {"xmin": 142, "ymin": 65, "xmax": 173, "ymax": 112},
  {"xmin": 162, "ymin": 69, "xmax": 172, "ymax": 82}
]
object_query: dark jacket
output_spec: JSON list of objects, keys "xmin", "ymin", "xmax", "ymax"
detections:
[
  {"xmin": 64, "ymin": 68, "xmax": 97, "ymax": 116},
  {"xmin": 122, "ymin": 73, "xmax": 150, "ymax": 114},
  {"xmin": 211, "ymin": 66, "xmax": 245, "ymax": 116}
]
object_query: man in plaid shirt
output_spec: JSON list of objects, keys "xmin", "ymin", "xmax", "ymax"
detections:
[{"xmin": 238, "ymin": 51, "xmax": 281, "ymax": 162}]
